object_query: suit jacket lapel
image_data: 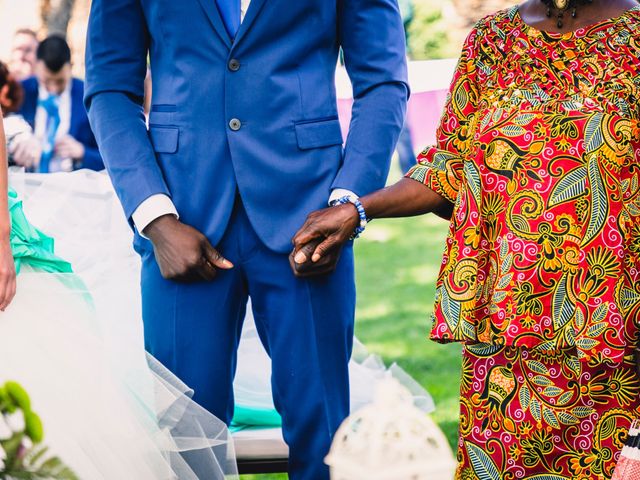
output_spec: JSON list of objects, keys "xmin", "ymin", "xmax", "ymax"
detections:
[
  {"xmin": 233, "ymin": 0, "xmax": 267, "ymax": 45},
  {"xmin": 195, "ymin": 0, "xmax": 233, "ymax": 48}
]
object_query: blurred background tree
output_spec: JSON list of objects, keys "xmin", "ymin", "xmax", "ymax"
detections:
[
  {"xmin": 408, "ymin": 0, "xmax": 518, "ymax": 59},
  {"xmin": 1, "ymin": 0, "xmax": 520, "ymax": 68},
  {"xmin": 450, "ymin": 0, "xmax": 519, "ymax": 27},
  {"xmin": 7, "ymin": 0, "xmax": 521, "ymax": 75},
  {"xmin": 40, "ymin": 0, "xmax": 75, "ymax": 36},
  {"xmin": 407, "ymin": 1, "xmax": 456, "ymax": 59}
]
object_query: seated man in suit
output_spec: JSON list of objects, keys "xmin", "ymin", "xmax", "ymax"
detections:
[{"xmin": 14, "ymin": 35, "xmax": 103, "ymax": 172}]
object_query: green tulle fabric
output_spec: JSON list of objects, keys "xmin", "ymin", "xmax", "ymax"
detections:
[
  {"xmin": 8, "ymin": 188, "xmax": 72, "ymax": 274},
  {"xmin": 231, "ymin": 405, "xmax": 282, "ymax": 432}
]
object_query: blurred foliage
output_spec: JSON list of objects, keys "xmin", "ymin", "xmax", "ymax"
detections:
[
  {"xmin": 406, "ymin": 0, "xmax": 521, "ymax": 60},
  {"xmin": 407, "ymin": 0, "xmax": 461, "ymax": 60}
]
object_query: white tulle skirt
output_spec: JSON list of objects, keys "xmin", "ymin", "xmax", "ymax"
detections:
[{"xmin": 1, "ymin": 170, "xmax": 238, "ymax": 479}]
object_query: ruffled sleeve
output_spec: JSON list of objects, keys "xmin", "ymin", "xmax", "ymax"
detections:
[{"xmin": 405, "ymin": 27, "xmax": 480, "ymax": 203}]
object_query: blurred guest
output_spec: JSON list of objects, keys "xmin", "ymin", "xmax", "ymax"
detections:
[
  {"xmin": 16, "ymin": 35, "xmax": 103, "ymax": 172},
  {"xmin": 8, "ymin": 28, "xmax": 39, "ymax": 81},
  {"xmin": 0, "ymin": 62, "xmax": 36, "ymax": 167},
  {"xmin": 0, "ymin": 63, "xmax": 24, "ymax": 116}
]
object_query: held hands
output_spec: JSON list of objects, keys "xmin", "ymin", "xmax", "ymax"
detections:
[
  {"xmin": 144, "ymin": 215, "xmax": 233, "ymax": 282},
  {"xmin": 290, "ymin": 203, "xmax": 359, "ymax": 277}
]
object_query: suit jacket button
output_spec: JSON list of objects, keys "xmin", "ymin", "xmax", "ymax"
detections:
[
  {"xmin": 228, "ymin": 59, "xmax": 240, "ymax": 71},
  {"xmin": 229, "ymin": 118, "xmax": 242, "ymax": 131}
]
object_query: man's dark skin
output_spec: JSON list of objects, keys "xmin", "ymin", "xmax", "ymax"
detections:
[
  {"xmin": 144, "ymin": 0, "xmax": 637, "ymax": 282},
  {"xmin": 144, "ymin": 216, "xmax": 233, "ymax": 282},
  {"xmin": 290, "ymin": 179, "xmax": 452, "ymax": 277}
]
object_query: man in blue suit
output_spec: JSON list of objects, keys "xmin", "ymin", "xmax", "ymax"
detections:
[
  {"xmin": 85, "ymin": 1, "xmax": 408, "ymax": 478},
  {"xmin": 17, "ymin": 35, "xmax": 103, "ymax": 172}
]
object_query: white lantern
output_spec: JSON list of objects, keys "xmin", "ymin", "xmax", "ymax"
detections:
[{"xmin": 325, "ymin": 377, "xmax": 457, "ymax": 480}]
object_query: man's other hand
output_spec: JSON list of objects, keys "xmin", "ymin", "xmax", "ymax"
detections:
[{"xmin": 144, "ymin": 215, "xmax": 233, "ymax": 282}]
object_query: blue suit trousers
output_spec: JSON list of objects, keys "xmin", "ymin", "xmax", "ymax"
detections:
[{"xmin": 140, "ymin": 198, "xmax": 356, "ymax": 479}]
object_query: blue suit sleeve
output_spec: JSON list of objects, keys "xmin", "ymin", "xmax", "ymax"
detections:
[
  {"xmin": 84, "ymin": 0, "xmax": 170, "ymax": 222},
  {"xmin": 335, "ymin": 0, "xmax": 409, "ymax": 196}
]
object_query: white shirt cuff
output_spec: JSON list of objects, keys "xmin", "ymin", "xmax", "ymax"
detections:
[
  {"xmin": 329, "ymin": 189, "xmax": 358, "ymax": 206},
  {"xmin": 132, "ymin": 194, "xmax": 179, "ymax": 237}
]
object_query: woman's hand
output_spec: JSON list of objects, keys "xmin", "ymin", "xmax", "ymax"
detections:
[
  {"xmin": 290, "ymin": 204, "xmax": 359, "ymax": 277},
  {"xmin": 0, "ymin": 237, "xmax": 17, "ymax": 311}
]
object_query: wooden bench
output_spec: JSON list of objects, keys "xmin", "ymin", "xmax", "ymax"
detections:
[{"xmin": 233, "ymin": 427, "xmax": 289, "ymax": 475}]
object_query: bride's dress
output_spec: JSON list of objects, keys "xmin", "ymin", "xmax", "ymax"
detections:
[{"xmin": 0, "ymin": 183, "xmax": 238, "ymax": 479}]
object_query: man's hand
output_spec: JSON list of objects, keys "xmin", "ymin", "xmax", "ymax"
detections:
[
  {"xmin": 290, "ymin": 204, "xmax": 359, "ymax": 278},
  {"xmin": 9, "ymin": 133, "xmax": 41, "ymax": 169},
  {"xmin": 55, "ymin": 135, "xmax": 85, "ymax": 160},
  {"xmin": 144, "ymin": 215, "xmax": 233, "ymax": 282}
]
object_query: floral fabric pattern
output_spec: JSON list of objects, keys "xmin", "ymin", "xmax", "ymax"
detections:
[
  {"xmin": 457, "ymin": 344, "xmax": 640, "ymax": 480},
  {"xmin": 407, "ymin": 6, "xmax": 640, "ymax": 365}
]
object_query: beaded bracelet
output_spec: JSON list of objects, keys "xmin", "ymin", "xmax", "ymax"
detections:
[{"xmin": 333, "ymin": 195, "xmax": 368, "ymax": 239}]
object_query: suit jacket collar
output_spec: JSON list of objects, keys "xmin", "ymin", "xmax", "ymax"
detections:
[
  {"xmin": 196, "ymin": 0, "xmax": 233, "ymax": 48},
  {"xmin": 234, "ymin": 0, "xmax": 267, "ymax": 45},
  {"xmin": 196, "ymin": 0, "xmax": 267, "ymax": 49}
]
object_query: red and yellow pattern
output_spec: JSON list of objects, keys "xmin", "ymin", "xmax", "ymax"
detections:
[
  {"xmin": 458, "ymin": 345, "xmax": 640, "ymax": 480},
  {"xmin": 408, "ymin": 6, "xmax": 640, "ymax": 364},
  {"xmin": 406, "ymin": 6, "xmax": 640, "ymax": 479}
]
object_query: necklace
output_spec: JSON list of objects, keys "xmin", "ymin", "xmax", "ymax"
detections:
[{"xmin": 540, "ymin": 0, "xmax": 594, "ymax": 28}]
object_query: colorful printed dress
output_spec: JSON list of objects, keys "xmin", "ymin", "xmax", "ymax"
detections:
[{"xmin": 406, "ymin": 6, "xmax": 640, "ymax": 480}]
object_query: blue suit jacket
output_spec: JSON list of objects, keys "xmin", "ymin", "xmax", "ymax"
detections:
[
  {"xmin": 85, "ymin": 0, "xmax": 408, "ymax": 253},
  {"xmin": 20, "ymin": 77, "xmax": 104, "ymax": 171}
]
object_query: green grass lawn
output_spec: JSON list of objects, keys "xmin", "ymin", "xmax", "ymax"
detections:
[
  {"xmin": 353, "ymin": 210, "xmax": 461, "ymax": 448},
  {"xmin": 242, "ymin": 167, "xmax": 462, "ymax": 480}
]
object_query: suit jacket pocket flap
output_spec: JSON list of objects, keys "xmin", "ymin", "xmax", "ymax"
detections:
[
  {"xmin": 149, "ymin": 126, "xmax": 179, "ymax": 154},
  {"xmin": 294, "ymin": 118, "xmax": 343, "ymax": 150}
]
